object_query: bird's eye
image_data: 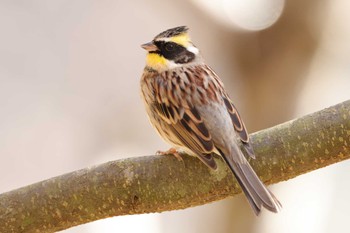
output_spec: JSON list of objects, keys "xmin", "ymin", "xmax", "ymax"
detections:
[{"xmin": 165, "ymin": 43, "xmax": 175, "ymax": 51}]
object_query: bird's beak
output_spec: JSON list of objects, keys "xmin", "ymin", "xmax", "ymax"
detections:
[{"xmin": 141, "ymin": 42, "xmax": 158, "ymax": 52}]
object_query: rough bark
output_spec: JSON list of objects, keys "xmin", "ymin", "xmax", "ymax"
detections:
[{"xmin": 0, "ymin": 100, "xmax": 349, "ymax": 233}]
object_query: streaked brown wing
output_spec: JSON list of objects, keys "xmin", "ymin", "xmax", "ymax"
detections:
[
  {"xmin": 153, "ymin": 101, "xmax": 217, "ymax": 169},
  {"xmin": 222, "ymin": 95, "xmax": 255, "ymax": 158}
]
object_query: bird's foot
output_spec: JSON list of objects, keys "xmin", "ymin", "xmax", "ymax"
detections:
[{"xmin": 156, "ymin": 147, "xmax": 183, "ymax": 161}]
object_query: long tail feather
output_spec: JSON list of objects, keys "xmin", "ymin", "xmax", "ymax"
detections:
[{"xmin": 218, "ymin": 147, "xmax": 282, "ymax": 215}]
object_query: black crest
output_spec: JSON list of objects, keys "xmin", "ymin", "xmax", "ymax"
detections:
[{"xmin": 154, "ymin": 26, "xmax": 189, "ymax": 39}]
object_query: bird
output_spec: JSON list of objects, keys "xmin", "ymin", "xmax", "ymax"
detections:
[{"xmin": 140, "ymin": 26, "xmax": 281, "ymax": 215}]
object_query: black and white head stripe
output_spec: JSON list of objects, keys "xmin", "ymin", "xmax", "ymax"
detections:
[
  {"xmin": 154, "ymin": 26, "xmax": 189, "ymax": 40},
  {"xmin": 152, "ymin": 40, "xmax": 195, "ymax": 64}
]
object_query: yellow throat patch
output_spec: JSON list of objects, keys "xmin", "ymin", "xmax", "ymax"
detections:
[{"xmin": 146, "ymin": 53, "xmax": 167, "ymax": 70}]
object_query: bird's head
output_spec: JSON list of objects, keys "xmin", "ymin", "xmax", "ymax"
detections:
[{"xmin": 141, "ymin": 26, "xmax": 200, "ymax": 71}]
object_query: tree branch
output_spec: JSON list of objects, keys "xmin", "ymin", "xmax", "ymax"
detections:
[{"xmin": 1, "ymin": 100, "xmax": 350, "ymax": 233}]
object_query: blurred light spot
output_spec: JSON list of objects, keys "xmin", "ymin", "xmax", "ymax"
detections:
[
  {"xmin": 192, "ymin": 0, "xmax": 285, "ymax": 31},
  {"xmin": 223, "ymin": 0, "xmax": 285, "ymax": 30}
]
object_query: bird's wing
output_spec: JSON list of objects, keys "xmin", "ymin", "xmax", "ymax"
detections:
[
  {"xmin": 150, "ymin": 69, "xmax": 219, "ymax": 169},
  {"xmin": 222, "ymin": 94, "xmax": 255, "ymax": 158},
  {"xmin": 202, "ymin": 65, "xmax": 255, "ymax": 158},
  {"xmin": 152, "ymin": 101, "xmax": 217, "ymax": 169}
]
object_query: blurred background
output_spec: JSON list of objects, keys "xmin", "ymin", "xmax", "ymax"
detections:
[{"xmin": 1, "ymin": 0, "xmax": 350, "ymax": 232}]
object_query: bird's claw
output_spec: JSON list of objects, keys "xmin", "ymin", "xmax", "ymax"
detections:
[{"xmin": 156, "ymin": 148, "xmax": 184, "ymax": 162}]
